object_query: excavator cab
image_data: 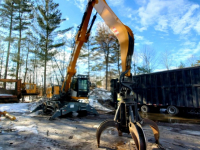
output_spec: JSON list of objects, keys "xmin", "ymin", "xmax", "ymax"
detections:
[{"xmin": 70, "ymin": 75, "xmax": 89, "ymax": 99}]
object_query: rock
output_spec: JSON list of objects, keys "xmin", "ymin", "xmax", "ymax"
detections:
[{"xmin": 47, "ymin": 130, "xmax": 49, "ymax": 136}]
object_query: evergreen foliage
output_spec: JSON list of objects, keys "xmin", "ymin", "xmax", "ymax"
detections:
[
  {"xmin": 13, "ymin": 0, "xmax": 34, "ymax": 80},
  {"xmin": 0, "ymin": 1, "xmax": 16, "ymax": 85},
  {"xmin": 36, "ymin": 0, "xmax": 72, "ymax": 94}
]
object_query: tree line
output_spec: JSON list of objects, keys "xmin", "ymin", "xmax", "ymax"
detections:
[
  {"xmin": 79, "ymin": 22, "xmax": 200, "ymax": 90},
  {"xmin": 0, "ymin": 0, "xmax": 72, "ymax": 94},
  {"xmin": 0, "ymin": 0, "xmax": 199, "ymax": 92}
]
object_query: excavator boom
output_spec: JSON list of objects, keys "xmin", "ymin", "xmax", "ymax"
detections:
[
  {"xmin": 62, "ymin": 0, "xmax": 96, "ymax": 92},
  {"xmin": 94, "ymin": 0, "xmax": 134, "ymax": 76},
  {"xmin": 62, "ymin": 0, "xmax": 134, "ymax": 94}
]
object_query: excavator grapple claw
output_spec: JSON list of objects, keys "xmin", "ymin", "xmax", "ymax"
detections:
[
  {"xmin": 129, "ymin": 122, "xmax": 147, "ymax": 150},
  {"xmin": 96, "ymin": 120, "xmax": 118, "ymax": 148},
  {"xmin": 142, "ymin": 118, "xmax": 160, "ymax": 144}
]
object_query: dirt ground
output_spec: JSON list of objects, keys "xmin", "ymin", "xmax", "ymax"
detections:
[{"xmin": 0, "ymin": 111, "xmax": 200, "ymax": 150}]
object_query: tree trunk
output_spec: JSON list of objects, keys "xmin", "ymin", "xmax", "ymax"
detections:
[
  {"xmin": 88, "ymin": 42, "xmax": 90, "ymax": 77},
  {"xmin": 16, "ymin": 5, "xmax": 22, "ymax": 80},
  {"xmin": 44, "ymin": 29, "xmax": 48, "ymax": 95},
  {"xmin": 24, "ymin": 46, "xmax": 29, "ymax": 83},
  {"xmin": 105, "ymin": 53, "xmax": 109, "ymax": 90},
  {"xmin": 4, "ymin": 3, "xmax": 14, "ymax": 88},
  {"xmin": 0, "ymin": 48, "xmax": 5, "ymax": 78}
]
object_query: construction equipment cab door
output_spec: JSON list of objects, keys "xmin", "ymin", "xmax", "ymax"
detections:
[{"xmin": 71, "ymin": 75, "xmax": 89, "ymax": 99}]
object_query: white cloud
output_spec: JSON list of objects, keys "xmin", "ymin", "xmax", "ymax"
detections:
[
  {"xmin": 138, "ymin": 0, "xmax": 167, "ymax": 26},
  {"xmin": 135, "ymin": 26, "xmax": 147, "ymax": 32},
  {"xmin": 170, "ymin": 4, "xmax": 199, "ymax": 34},
  {"xmin": 194, "ymin": 17, "xmax": 200, "ymax": 34},
  {"xmin": 193, "ymin": 42, "xmax": 200, "ymax": 54},
  {"xmin": 135, "ymin": 0, "xmax": 147, "ymax": 5},
  {"xmin": 65, "ymin": 16, "xmax": 69, "ymax": 21},
  {"xmin": 133, "ymin": 35, "xmax": 153, "ymax": 46},
  {"xmin": 136, "ymin": 0, "xmax": 200, "ymax": 35},
  {"xmin": 135, "ymin": 35, "xmax": 144, "ymax": 40},
  {"xmin": 107, "ymin": 0, "xmax": 124, "ymax": 7},
  {"xmin": 174, "ymin": 42, "xmax": 200, "ymax": 62},
  {"xmin": 74, "ymin": 0, "xmax": 86, "ymax": 12},
  {"xmin": 65, "ymin": 30, "xmax": 76, "ymax": 39},
  {"xmin": 135, "ymin": 43, "xmax": 139, "ymax": 46},
  {"xmin": 154, "ymin": 16, "xmax": 168, "ymax": 32},
  {"xmin": 181, "ymin": 41, "xmax": 196, "ymax": 48},
  {"xmin": 144, "ymin": 40, "xmax": 153, "ymax": 45}
]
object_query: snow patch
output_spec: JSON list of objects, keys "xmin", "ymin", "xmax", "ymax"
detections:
[
  {"xmin": 88, "ymin": 88, "xmax": 112, "ymax": 100},
  {"xmin": 0, "ymin": 103, "xmax": 31, "ymax": 113},
  {"xmin": 89, "ymin": 99, "xmax": 113, "ymax": 112},
  {"xmin": 12, "ymin": 124, "xmax": 38, "ymax": 134}
]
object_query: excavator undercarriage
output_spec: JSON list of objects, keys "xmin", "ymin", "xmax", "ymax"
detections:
[{"xmin": 32, "ymin": 75, "xmax": 98, "ymax": 120}]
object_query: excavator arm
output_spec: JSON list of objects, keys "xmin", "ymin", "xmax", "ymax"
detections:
[
  {"xmin": 62, "ymin": 0, "xmax": 134, "ymax": 93},
  {"xmin": 61, "ymin": 0, "xmax": 96, "ymax": 92},
  {"xmin": 94, "ymin": 0, "xmax": 134, "ymax": 76}
]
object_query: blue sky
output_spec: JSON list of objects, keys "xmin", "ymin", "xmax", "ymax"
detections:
[{"xmin": 54, "ymin": 0, "xmax": 200, "ymax": 72}]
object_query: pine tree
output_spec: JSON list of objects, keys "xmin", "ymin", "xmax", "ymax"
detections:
[
  {"xmin": 13, "ymin": 0, "xmax": 34, "ymax": 80},
  {"xmin": 29, "ymin": 39, "xmax": 40, "ymax": 84},
  {"xmin": 36, "ymin": 0, "xmax": 72, "ymax": 94},
  {"xmin": 0, "ymin": 1, "xmax": 16, "ymax": 87},
  {"xmin": 23, "ymin": 30, "xmax": 35, "ymax": 83}
]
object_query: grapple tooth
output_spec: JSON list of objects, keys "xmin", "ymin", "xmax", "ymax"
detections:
[
  {"xmin": 96, "ymin": 120, "xmax": 117, "ymax": 148},
  {"xmin": 142, "ymin": 118, "xmax": 159, "ymax": 144},
  {"xmin": 129, "ymin": 122, "xmax": 147, "ymax": 150}
]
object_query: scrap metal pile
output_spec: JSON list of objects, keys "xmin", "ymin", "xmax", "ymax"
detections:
[{"xmin": 88, "ymin": 88, "xmax": 115, "ymax": 112}]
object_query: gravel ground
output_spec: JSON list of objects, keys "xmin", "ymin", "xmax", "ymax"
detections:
[{"xmin": 0, "ymin": 112, "xmax": 200, "ymax": 150}]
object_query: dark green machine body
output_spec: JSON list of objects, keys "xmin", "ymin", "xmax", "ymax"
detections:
[{"xmin": 32, "ymin": 75, "xmax": 98, "ymax": 120}]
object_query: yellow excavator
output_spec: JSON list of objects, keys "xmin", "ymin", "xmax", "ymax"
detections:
[{"xmin": 33, "ymin": 1, "xmax": 160, "ymax": 149}]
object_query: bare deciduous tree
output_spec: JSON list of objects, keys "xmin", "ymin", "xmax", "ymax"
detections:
[
  {"xmin": 139, "ymin": 45, "xmax": 158, "ymax": 73},
  {"xmin": 161, "ymin": 50, "xmax": 174, "ymax": 70},
  {"xmin": 92, "ymin": 22, "xmax": 116, "ymax": 89},
  {"xmin": 186, "ymin": 55, "xmax": 199, "ymax": 67}
]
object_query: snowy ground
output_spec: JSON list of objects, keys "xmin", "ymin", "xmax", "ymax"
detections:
[
  {"xmin": 1, "ymin": 88, "xmax": 200, "ymax": 149},
  {"xmin": 0, "ymin": 87, "xmax": 114, "ymax": 114},
  {"xmin": 0, "ymin": 103, "xmax": 31, "ymax": 113},
  {"xmin": 0, "ymin": 99, "xmax": 113, "ymax": 115},
  {"xmin": 1, "ymin": 110, "xmax": 200, "ymax": 150}
]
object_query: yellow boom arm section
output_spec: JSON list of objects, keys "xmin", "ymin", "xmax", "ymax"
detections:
[{"xmin": 62, "ymin": 0, "xmax": 134, "ymax": 93}]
